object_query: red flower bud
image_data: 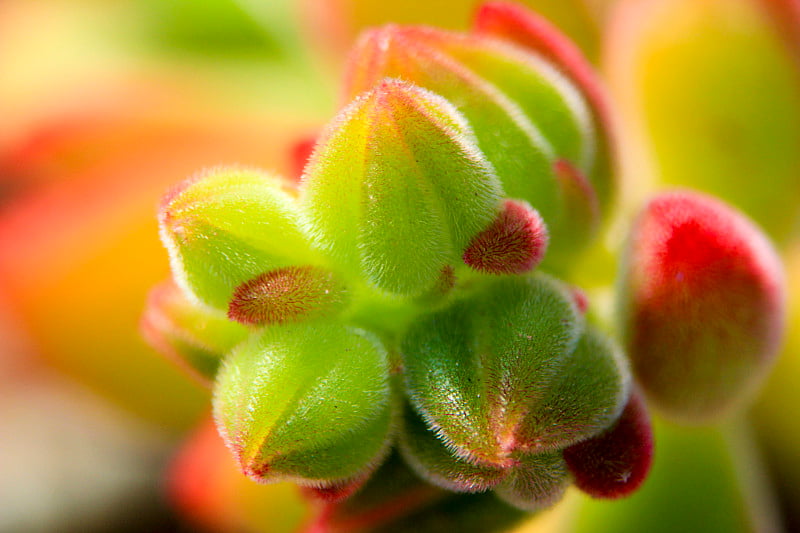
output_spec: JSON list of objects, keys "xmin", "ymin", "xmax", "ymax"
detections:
[{"xmin": 619, "ymin": 191, "xmax": 786, "ymax": 422}]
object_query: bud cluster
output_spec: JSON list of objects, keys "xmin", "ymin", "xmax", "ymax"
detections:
[{"xmin": 143, "ymin": 1, "xmax": 786, "ymax": 528}]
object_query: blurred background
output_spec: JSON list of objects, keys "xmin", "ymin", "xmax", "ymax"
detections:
[{"xmin": 1, "ymin": 0, "xmax": 798, "ymax": 532}]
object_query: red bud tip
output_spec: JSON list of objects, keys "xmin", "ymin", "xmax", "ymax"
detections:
[
  {"xmin": 227, "ymin": 266, "xmax": 347, "ymax": 326},
  {"xmin": 463, "ymin": 199, "xmax": 548, "ymax": 274},
  {"xmin": 563, "ymin": 391, "xmax": 654, "ymax": 499},
  {"xmin": 243, "ymin": 461, "xmax": 271, "ymax": 483}
]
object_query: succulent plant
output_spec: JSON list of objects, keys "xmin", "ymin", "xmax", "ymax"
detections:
[{"xmin": 142, "ymin": 1, "xmax": 787, "ymax": 530}]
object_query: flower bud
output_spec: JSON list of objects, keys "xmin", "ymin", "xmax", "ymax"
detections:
[
  {"xmin": 227, "ymin": 265, "xmax": 348, "ymax": 326},
  {"xmin": 342, "ymin": 24, "xmax": 601, "ymax": 263},
  {"xmin": 301, "ymin": 79, "xmax": 503, "ymax": 296},
  {"xmin": 159, "ymin": 166, "xmax": 314, "ymax": 310},
  {"xmin": 141, "ymin": 279, "xmax": 249, "ymax": 383},
  {"xmin": 402, "ymin": 275, "xmax": 628, "ymax": 468},
  {"xmin": 493, "ymin": 452, "xmax": 571, "ymax": 512},
  {"xmin": 213, "ymin": 322, "xmax": 393, "ymax": 486},
  {"xmin": 563, "ymin": 390, "xmax": 654, "ymax": 499},
  {"xmin": 462, "ymin": 199, "xmax": 548, "ymax": 275},
  {"xmin": 473, "ymin": 1, "xmax": 615, "ymax": 207},
  {"xmin": 618, "ymin": 191, "xmax": 786, "ymax": 422},
  {"xmin": 398, "ymin": 404, "xmax": 507, "ymax": 493}
]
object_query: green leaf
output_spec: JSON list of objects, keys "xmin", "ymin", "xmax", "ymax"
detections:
[
  {"xmin": 141, "ymin": 279, "xmax": 249, "ymax": 382},
  {"xmin": 399, "ymin": 403, "xmax": 508, "ymax": 493},
  {"xmin": 302, "ymin": 79, "xmax": 503, "ymax": 296},
  {"xmin": 515, "ymin": 327, "xmax": 630, "ymax": 453},
  {"xmin": 401, "ymin": 275, "xmax": 584, "ymax": 467},
  {"xmin": 493, "ymin": 451, "xmax": 571, "ymax": 512},
  {"xmin": 159, "ymin": 167, "xmax": 314, "ymax": 310},
  {"xmin": 213, "ymin": 322, "xmax": 393, "ymax": 486},
  {"xmin": 343, "ymin": 26, "xmax": 561, "ymax": 235}
]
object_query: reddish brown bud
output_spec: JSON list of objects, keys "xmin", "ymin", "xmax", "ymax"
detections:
[
  {"xmin": 462, "ymin": 199, "xmax": 548, "ymax": 274},
  {"xmin": 563, "ymin": 391, "xmax": 654, "ymax": 499},
  {"xmin": 227, "ymin": 265, "xmax": 348, "ymax": 326}
]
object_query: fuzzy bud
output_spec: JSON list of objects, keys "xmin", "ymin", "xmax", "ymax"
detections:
[
  {"xmin": 159, "ymin": 167, "xmax": 314, "ymax": 310},
  {"xmin": 563, "ymin": 390, "xmax": 654, "ymax": 499},
  {"xmin": 213, "ymin": 322, "xmax": 393, "ymax": 486},
  {"xmin": 302, "ymin": 79, "xmax": 503, "ymax": 297},
  {"xmin": 619, "ymin": 191, "xmax": 786, "ymax": 422},
  {"xmin": 401, "ymin": 275, "xmax": 629, "ymax": 468}
]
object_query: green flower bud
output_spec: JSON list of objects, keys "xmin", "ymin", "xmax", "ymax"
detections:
[
  {"xmin": 141, "ymin": 279, "xmax": 249, "ymax": 383},
  {"xmin": 213, "ymin": 322, "xmax": 393, "ymax": 486},
  {"xmin": 159, "ymin": 166, "xmax": 315, "ymax": 310},
  {"xmin": 343, "ymin": 24, "xmax": 603, "ymax": 264},
  {"xmin": 493, "ymin": 451, "xmax": 571, "ymax": 512},
  {"xmin": 398, "ymin": 404, "xmax": 507, "ymax": 493},
  {"xmin": 402, "ymin": 275, "xmax": 629, "ymax": 468},
  {"xmin": 301, "ymin": 79, "xmax": 503, "ymax": 296}
]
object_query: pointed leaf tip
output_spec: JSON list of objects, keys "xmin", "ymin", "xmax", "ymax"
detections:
[
  {"xmin": 563, "ymin": 391, "xmax": 654, "ymax": 499},
  {"xmin": 227, "ymin": 266, "xmax": 348, "ymax": 326},
  {"xmin": 463, "ymin": 199, "xmax": 548, "ymax": 274}
]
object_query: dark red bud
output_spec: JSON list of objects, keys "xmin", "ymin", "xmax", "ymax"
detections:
[
  {"xmin": 563, "ymin": 391, "xmax": 654, "ymax": 499},
  {"xmin": 463, "ymin": 199, "xmax": 548, "ymax": 274}
]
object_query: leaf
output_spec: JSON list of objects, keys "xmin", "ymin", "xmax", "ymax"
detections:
[
  {"xmin": 401, "ymin": 275, "xmax": 584, "ymax": 467},
  {"xmin": 302, "ymin": 79, "xmax": 503, "ymax": 296},
  {"xmin": 159, "ymin": 166, "xmax": 314, "ymax": 309},
  {"xmin": 213, "ymin": 322, "xmax": 393, "ymax": 486},
  {"xmin": 141, "ymin": 279, "xmax": 249, "ymax": 383}
]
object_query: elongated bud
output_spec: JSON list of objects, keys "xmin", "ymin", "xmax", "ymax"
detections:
[
  {"xmin": 402, "ymin": 275, "xmax": 627, "ymax": 469},
  {"xmin": 462, "ymin": 199, "xmax": 548, "ymax": 275},
  {"xmin": 213, "ymin": 322, "xmax": 393, "ymax": 486},
  {"xmin": 227, "ymin": 265, "xmax": 348, "ymax": 326},
  {"xmin": 493, "ymin": 451, "xmax": 571, "ymax": 512},
  {"xmin": 141, "ymin": 280, "xmax": 248, "ymax": 382},
  {"xmin": 619, "ymin": 191, "xmax": 786, "ymax": 422},
  {"xmin": 473, "ymin": 1, "xmax": 615, "ymax": 207},
  {"xmin": 302, "ymin": 79, "xmax": 503, "ymax": 296},
  {"xmin": 160, "ymin": 167, "xmax": 314, "ymax": 310},
  {"xmin": 563, "ymin": 391, "xmax": 654, "ymax": 499}
]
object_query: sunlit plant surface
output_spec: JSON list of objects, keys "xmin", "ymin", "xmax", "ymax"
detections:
[{"xmin": 140, "ymin": 2, "xmax": 789, "ymax": 531}]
